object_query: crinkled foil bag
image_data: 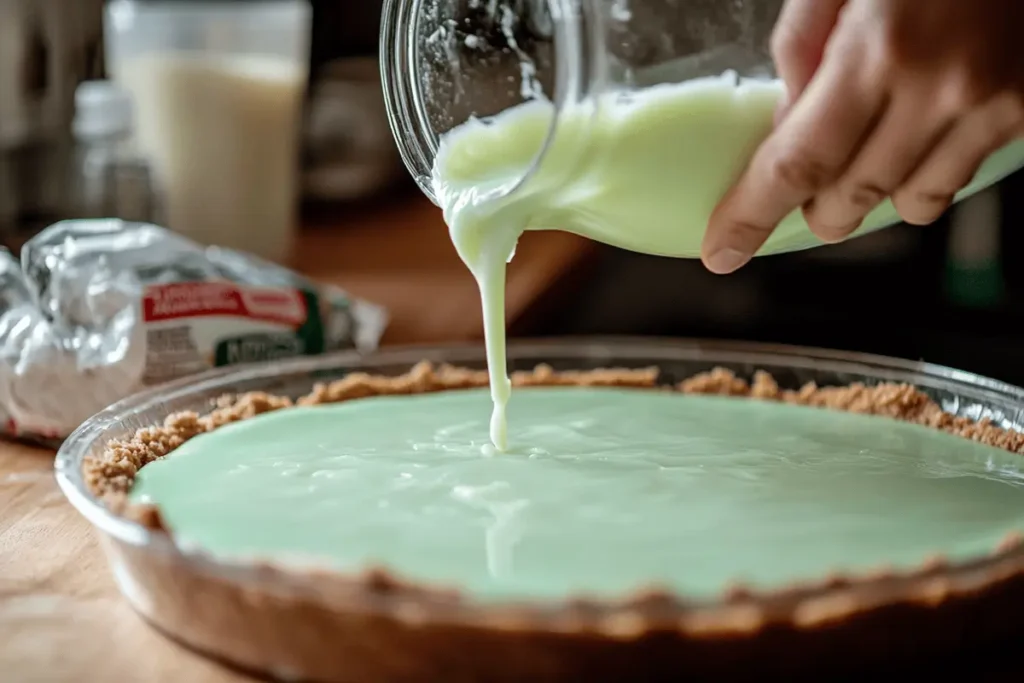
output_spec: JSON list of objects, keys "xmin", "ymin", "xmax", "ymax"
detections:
[{"xmin": 0, "ymin": 220, "xmax": 388, "ymax": 444}]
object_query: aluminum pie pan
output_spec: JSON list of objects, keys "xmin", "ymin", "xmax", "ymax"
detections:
[{"xmin": 54, "ymin": 337, "xmax": 1024, "ymax": 681}]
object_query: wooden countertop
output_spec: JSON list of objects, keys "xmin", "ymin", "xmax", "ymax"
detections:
[
  {"xmin": 299, "ymin": 196, "xmax": 599, "ymax": 345},
  {"xmin": 3, "ymin": 195, "xmax": 1023, "ymax": 679},
  {"xmin": 0, "ymin": 196, "xmax": 598, "ymax": 681}
]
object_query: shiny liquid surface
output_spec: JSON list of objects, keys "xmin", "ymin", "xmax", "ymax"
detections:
[
  {"xmin": 131, "ymin": 387, "xmax": 1024, "ymax": 601},
  {"xmin": 436, "ymin": 74, "xmax": 1024, "ymax": 450},
  {"xmin": 436, "ymin": 74, "xmax": 1024, "ymax": 259}
]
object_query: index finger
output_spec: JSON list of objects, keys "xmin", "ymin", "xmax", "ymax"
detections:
[
  {"xmin": 772, "ymin": 0, "xmax": 848, "ymax": 114},
  {"xmin": 701, "ymin": 35, "xmax": 886, "ymax": 274}
]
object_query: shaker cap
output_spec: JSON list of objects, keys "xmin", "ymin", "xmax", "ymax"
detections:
[{"xmin": 72, "ymin": 80, "xmax": 136, "ymax": 140}]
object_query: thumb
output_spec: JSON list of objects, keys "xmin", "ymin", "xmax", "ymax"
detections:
[{"xmin": 771, "ymin": 0, "xmax": 848, "ymax": 121}]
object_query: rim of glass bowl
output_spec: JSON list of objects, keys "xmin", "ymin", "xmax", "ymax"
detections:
[{"xmin": 379, "ymin": 0, "xmax": 586, "ymax": 205}]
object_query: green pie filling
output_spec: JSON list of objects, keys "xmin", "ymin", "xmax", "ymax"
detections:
[{"xmin": 131, "ymin": 387, "xmax": 1024, "ymax": 601}]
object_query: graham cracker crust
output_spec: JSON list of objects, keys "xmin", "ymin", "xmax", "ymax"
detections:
[
  {"xmin": 78, "ymin": 362, "xmax": 1024, "ymax": 682},
  {"xmin": 86, "ymin": 361, "xmax": 1024, "ymax": 507},
  {"xmin": 85, "ymin": 361, "xmax": 1024, "ymax": 562}
]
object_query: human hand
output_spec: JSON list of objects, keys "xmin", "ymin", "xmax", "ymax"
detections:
[{"xmin": 701, "ymin": 0, "xmax": 1024, "ymax": 275}]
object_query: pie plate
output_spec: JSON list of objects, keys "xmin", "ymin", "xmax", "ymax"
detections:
[{"xmin": 55, "ymin": 338, "xmax": 1024, "ymax": 682}]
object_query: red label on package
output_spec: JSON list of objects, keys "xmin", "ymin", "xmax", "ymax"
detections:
[{"xmin": 143, "ymin": 282, "xmax": 307, "ymax": 327}]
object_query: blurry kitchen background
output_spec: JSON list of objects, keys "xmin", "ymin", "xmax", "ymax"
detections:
[{"xmin": 2, "ymin": 0, "xmax": 1023, "ymax": 385}]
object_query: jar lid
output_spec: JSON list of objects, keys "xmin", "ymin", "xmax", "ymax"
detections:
[{"xmin": 73, "ymin": 80, "xmax": 135, "ymax": 140}]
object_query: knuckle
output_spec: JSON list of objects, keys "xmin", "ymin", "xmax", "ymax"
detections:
[
  {"xmin": 861, "ymin": 40, "xmax": 897, "ymax": 84},
  {"xmin": 860, "ymin": 16, "xmax": 904, "ymax": 71},
  {"xmin": 993, "ymin": 91, "xmax": 1024, "ymax": 132},
  {"xmin": 710, "ymin": 215, "xmax": 773, "ymax": 255},
  {"xmin": 870, "ymin": 35, "xmax": 899, "ymax": 71},
  {"xmin": 768, "ymin": 151, "xmax": 837, "ymax": 194},
  {"xmin": 724, "ymin": 217, "xmax": 773, "ymax": 244},
  {"xmin": 769, "ymin": 27, "xmax": 804, "ymax": 64},
  {"xmin": 844, "ymin": 181, "xmax": 890, "ymax": 210},
  {"xmin": 1009, "ymin": 92, "xmax": 1024, "ymax": 122},
  {"xmin": 871, "ymin": 12, "xmax": 925, "ymax": 69},
  {"xmin": 937, "ymin": 74, "xmax": 987, "ymax": 113}
]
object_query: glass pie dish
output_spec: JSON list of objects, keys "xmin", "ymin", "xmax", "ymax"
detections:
[{"xmin": 55, "ymin": 337, "xmax": 1024, "ymax": 681}]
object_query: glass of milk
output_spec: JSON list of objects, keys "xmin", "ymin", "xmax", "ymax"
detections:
[{"xmin": 105, "ymin": 0, "xmax": 311, "ymax": 264}]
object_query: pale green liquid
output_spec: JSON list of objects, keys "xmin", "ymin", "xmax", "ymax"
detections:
[
  {"xmin": 436, "ymin": 74, "xmax": 1024, "ymax": 450},
  {"xmin": 436, "ymin": 75, "xmax": 1024, "ymax": 260},
  {"xmin": 132, "ymin": 387, "xmax": 1024, "ymax": 601}
]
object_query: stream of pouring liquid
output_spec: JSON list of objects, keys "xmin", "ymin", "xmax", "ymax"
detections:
[
  {"xmin": 445, "ymin": 207, "xmax": 517, "ymax": 452},
  {"xmin": 436, "ymin": 74, "xmax": 1024, "ymax": 451}
]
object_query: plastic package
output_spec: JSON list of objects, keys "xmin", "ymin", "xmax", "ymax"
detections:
[{"xmin": 0, "ymin": 219, "xmax": 387, "ymax": 442}]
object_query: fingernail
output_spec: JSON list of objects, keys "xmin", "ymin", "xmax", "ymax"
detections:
[{"xmin": 705, "ymin": 248, "xmax": 750, "ymax": 275}]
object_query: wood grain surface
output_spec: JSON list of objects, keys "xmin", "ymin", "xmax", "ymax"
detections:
[
  {"xmin": 0, "ymin": 196, "xmax": 597, "ymax": 682},
  {"xmin": 298, "ymin": 196, "xmax": 599, "ymax": 345}
]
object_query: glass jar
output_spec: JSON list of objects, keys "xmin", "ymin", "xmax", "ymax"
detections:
[
  {"xmin": 104, "ymin": 0, "xmax": 311, "ymax": 264},
  {"xmin": 380, "ymin": 0, "xmax": 1024, "ymax": 258}
]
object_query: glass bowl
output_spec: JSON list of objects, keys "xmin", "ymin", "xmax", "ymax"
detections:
[{"xmin": 55, "ymin": 337, "xmax": 1024, "ymax": 681}]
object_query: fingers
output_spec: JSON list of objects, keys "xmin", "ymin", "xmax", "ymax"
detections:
[
  {"xmin": 702, "ymin": 34, "xmax": 886, "ymax": 274},
  {"xmin": 804, "ymin": 90, "xmax": 956, "ymax": 241},
  {"xmin": 892, "ymin": 93, "xmax": 1024, "ymax": 226},
  {"xmin": 771, "ymin": 0, "xmax": 848, "ymax": 120}
]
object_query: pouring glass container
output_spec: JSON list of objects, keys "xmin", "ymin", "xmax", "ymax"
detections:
[{"xmin": 380, "ymin": 0, "xmax": 1024, "ymax": 257}]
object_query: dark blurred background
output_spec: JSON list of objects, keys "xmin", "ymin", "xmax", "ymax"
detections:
[
  {"xmin": 309, "ymin": 0, "xmax": 1024, "ymax": 387},
  {"xmin": 3, "ymin": 0, "xmax": 1023, "ymax": 386}
]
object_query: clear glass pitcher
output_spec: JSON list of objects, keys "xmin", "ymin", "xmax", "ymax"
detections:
[
  {"xmin": 382, "ymin": 0, "xmax": 778, "ymax": 197},
  {"xmin": 380, "ymin": 0, "xmax": 1024, "ymax": 257}
]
